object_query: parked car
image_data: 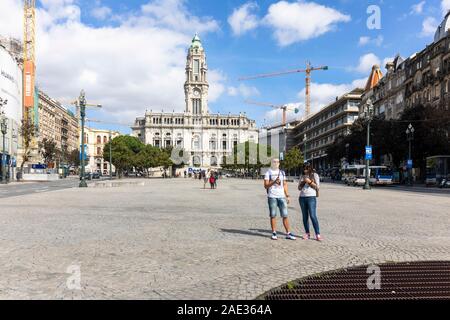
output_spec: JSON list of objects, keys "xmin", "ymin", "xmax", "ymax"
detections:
[{"xmin": 92, "ymin": 172, "xmax": 101, "ymax": 179}]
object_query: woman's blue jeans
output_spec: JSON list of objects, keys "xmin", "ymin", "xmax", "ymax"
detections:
[{"xmin": 299, "ymin": 197, "xmax": 320, "ymax": 235}]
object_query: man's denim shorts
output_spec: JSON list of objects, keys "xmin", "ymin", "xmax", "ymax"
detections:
[{"xmin": 268, "ymin": 197, "xmax": 288, "ymax": 218}]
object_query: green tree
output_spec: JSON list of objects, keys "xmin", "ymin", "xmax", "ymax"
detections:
[
  {"xmin": 103, "ymin": 136, "xmax": 143, "ymax": 178},
  {"xmin": 39, "ymin": 138, "xmax": 58, "ymax": 168},
  {"xmin": 282, "ymin": 146, "xmax": 304, "ymax": 176},
  {"xmin": 223, "ymin": 141, "xmax": 276, "ymax": 177},
  {"xmin": 18, "ymin": 118, "xmax": 36, "ymax": 178},
  {"xmin": 134, "ymin": 144, "xmax": 161, "ymax": 176},
  {"xmin": 67, "ymin": 148, "xmax": 80, "ymax": 168}
]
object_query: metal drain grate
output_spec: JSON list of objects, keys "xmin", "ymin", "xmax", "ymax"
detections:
[{"xmin": 262, "ymin": 261, "xmax": 450, "ymax": 300}]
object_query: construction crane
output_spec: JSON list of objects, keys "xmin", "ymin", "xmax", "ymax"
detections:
[
  {"xmin": 245, "ymin": 100, "xmax": 299, "ymax": 127},
  {"xmin": 239, "ymin": 62, "xmax": 328, "ymax": 117},
  {"xmin": 23, "ymin": 0, "xmax": 36, "ymax": 121}
]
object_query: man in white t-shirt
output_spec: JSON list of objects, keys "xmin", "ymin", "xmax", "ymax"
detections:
[{"xmin": 264, "ymin": 158, "xmax": 296, "ymax": 241}]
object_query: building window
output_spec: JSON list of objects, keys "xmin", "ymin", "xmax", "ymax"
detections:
[
  {"xmin": 154, "ymin": 140, "xmax": 161, "ymax": 148},
  {"xmin": 192, "ymin": 136, "xmax": 200, "ymax": 150},
  {"xmin": 193, "ymin": 99, "xmax": 202, "ymax": 114},
  {"xmin": 193, "ymin": 156, "xmax": 201, "ymax": 167},
  {"xmin": 104, "ymin": 136, "xmax": 107, "ymax": 144},
  {"xmin": 97, "ymin": 147, "xmax": 101, "ymax": 155},
  {"xmin": 96, "ymin": 135, "xmax": 101, "ymax": 144},
  {"xmin": 211, "ymin": 156, "xmax": 218, "ymax": 166},
  {"xmin": 193, "ymin": 59, "xmax": 200, "ymax": 74}
]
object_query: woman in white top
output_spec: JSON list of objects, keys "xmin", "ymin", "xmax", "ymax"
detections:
[{"xmin": 298, "ymin": 163, "xmax": 322, "ymax": 241}]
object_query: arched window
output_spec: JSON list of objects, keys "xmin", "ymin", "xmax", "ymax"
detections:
[
  {"xmin": 192, "ymin": 136, "xmax": 200, "ymax": 150},
  {"xmin": 97, "ymin": 135, "xmax": 101, "ymax": 144},
  {"xmin": 211, "ymin": 155, "xmax": 218, "ymax": 166},
  {"xmin": 103, "ymin": 136, "xmax": 107, "ymax": 144},
  {"xmin": 193, "ymin": 156, "xmax": 201, "ymax": 167}
]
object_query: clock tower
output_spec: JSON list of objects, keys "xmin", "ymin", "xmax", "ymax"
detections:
[{"xmin": 185, "ymin": 34, "xmax": 209, "ymax": 115}]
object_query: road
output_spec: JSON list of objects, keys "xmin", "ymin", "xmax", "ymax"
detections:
[{"xmin": 0, "ymin": 177, "xmax": 100, "ymax": 199}]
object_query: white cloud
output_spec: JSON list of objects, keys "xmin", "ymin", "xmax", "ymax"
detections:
[
  {"xmin": 411, "ymin": 1, "xmax": 426, "ymax": 15},
  {"xmin": 442, "ymin": 0, "xmax": 450, "ymax": 15},
  {"xmin": 0, "ymin": 0, "xmax": 224, "ymax": 125},
  {"xmin": 140, "ymin": 0, "xmax": 219, "ymax": 34},
  {"xmin": 420, "ymin": 16, "xmax": 438, "ymax": 37},
  {"xmin": 91, "ymin": 6, "xmax": 112, "ymax": 20},
  {"xmin": 358, "ymin": 35, "xmax": 383, "ymax": 47},
  {"xmin": 263, "ymin": 1, "xmax": 351, "ymax": 46},
  {"xmin": 227, "ymin": 84, "xmax": 260, "ymax": 98},
  {"xmin": 358, "ymin": 36, "xmax": 370, "ymax": 46},
  {"xmin": 228, "ymin": 2, "xmax": 259, "ymax": 36},
  {"xmin": 352, "ymin": 53, "xmax": 381, "ymax": 74}
]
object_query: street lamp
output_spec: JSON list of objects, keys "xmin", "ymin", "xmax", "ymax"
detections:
[
  {"xmin": 362, "ymin": 98, "xmax": 374, "ymax": 190},
  {"xmin": 109, "ymin": 130, "xmax": 113, "ymax": 180},
  {"xmin": 74, "ymin": 90, "xmax": 102, "ymax": 188},
  {"xmin": 0, "ymin": 97, "xmax": 8, "ymax": 185},
  {"xmin": 406, "ymin": 123, "xmax": 415, "ymax": 186}
]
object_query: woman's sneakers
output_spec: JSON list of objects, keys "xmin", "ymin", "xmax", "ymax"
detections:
[
  {"xmin": 302, "ymin": 233, "xmax": 310, "ymax": 240},
  {"xmin": 286, "ymin": 232, "xmax": 297, "ymax": 240},
  {"xmin": 271, "ymin": 232, "xmax": 278, "ymax": 240},
  {"xmin": 316, "ymin": 234, "xmax": 323, "ymax": 241}
]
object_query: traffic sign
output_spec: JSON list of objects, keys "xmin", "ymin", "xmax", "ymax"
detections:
[
  {"xmin": 407, "ymin": 159, "xmax": 413, "ymax": 169},
  {"xmin": 365, "ymin": 146, "xmax": 373, "ymax": 161}
]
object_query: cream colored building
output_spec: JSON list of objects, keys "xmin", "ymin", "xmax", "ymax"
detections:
[
  {"xmin": 82, "ymin": 127, "xmax": 120, "ymax": 175},
  {"xmin": 131, "ymin": 34, "xmax": 259, "ymax": 169},
  {"xmin": 38, "ymin": 91, "xmax": 79, "ymax": 157}
]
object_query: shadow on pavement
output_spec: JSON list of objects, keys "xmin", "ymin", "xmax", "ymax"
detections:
[{"xmin": 220, "ymin": 228, "xmax": 275, "ymax": 239}]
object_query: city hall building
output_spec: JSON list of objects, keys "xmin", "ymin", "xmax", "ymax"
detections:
[{"xmin": 131, "ymin": 35, "xmax": 258, "ymax": 169}]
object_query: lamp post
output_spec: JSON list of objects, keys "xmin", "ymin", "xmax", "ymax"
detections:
[
  {"xmin": 78, "ymin": 91, "xmax": 88, "ymax": 188},
  {"xmin": 362, "ymin": 98, "xmax": 374, "ymax": 190},
  {"xmin": 406, "ymin": 123, "xmax": 415, "ymax": 186},
  {"xmin": 73, "ymin": 90, "xmax": 102, "ymax": 188},
  {"xmin": 0, "ymin": 97, "xmax": 8, "ymax": 185},
  {"xmin": 109, "ymin": 130, "xmax": 112, "ymax": 180}
]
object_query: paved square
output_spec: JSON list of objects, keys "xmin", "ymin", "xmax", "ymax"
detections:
[{"xmin": 0, "ymin": 179, "xmax": 449, "ymax": 299}]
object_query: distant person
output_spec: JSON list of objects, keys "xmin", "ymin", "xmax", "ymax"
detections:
[
  {"xmin": 184, "ymin": 170, "xmax": 187, "ymax": 178},
  {"xmin": 209, "ymin": 173, "xmax": 216, "ymax": 189},
  {"xmin": 264, "ymin": 158, "xmax": 296, "ymax": 241},
  {"xmin": 203, "ymin": 170, "xmax": 210, "ymax": 189},
  {"xmin": 213, "ymin": 171, "xmax": 218, "ymax": 188},
  {"xmin": 298, "ymin": 163, "xmax": 322, "ymax": 241}
]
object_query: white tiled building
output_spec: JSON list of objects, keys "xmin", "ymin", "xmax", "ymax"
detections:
[{"xmin": 131, "ymin": 35, "xmax": 258, "ymax": 168}]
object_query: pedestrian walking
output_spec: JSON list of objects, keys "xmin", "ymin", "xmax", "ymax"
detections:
[
  {"xmin": 298, "ymin": 163, "xmax": 322, "ymax": 241},
  {"xmin": 203, "ymin": 169, "xmax": 210, "ymax": 189},
  {"xmin": 264, "ymin": 158, "xmax": 296, "ymax": 241},
  {"xmin": 209, "ymin": 173, "xmax": 216, "ymax": 189}
]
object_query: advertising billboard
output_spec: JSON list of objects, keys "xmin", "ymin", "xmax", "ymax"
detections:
[{"xmin": 0, "ymin": 46, "xmax": 22, "ymax": 124}]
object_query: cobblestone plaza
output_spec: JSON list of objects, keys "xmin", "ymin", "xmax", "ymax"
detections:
[{"xmin": 0, "ymin": 179, "xmax": 449, "ymax": 299}]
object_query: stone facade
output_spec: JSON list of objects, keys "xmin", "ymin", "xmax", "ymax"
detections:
[
  {"xmin": 38, "ymin": 91, "xmax": 79, "ymax": 155},
  {"xmin": 82, "ymin": 127, "xmax": 120, "ymax": 175},
  {"xmin": 131, "ymin": 35, "xmax": 259, "ymax": 168},
  {"xmin": 293, "ymin": 88, "xmax": 363, "ymax": 170}
]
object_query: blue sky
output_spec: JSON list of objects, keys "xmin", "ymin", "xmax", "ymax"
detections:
[{"xmin": 1, "ymin": 0, "xmax": 449, "ymax": 133}]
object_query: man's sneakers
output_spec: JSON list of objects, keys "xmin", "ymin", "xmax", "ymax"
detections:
[
  {"xmin": 271, "ymin": 232, "xmax": 296, "ymax": 240},
  {"xmin": 286, "ymin": 232, "xmax": 297, "ymax": 240}
]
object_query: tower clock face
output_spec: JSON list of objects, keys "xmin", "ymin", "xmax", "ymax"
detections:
[{"xmin": 193, "ymin": 90, "xmax": 200, "ymax": 97}]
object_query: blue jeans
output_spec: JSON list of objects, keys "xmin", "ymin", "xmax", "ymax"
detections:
[
  {"xmin": 299, "ymin": 197, "xmax": 320, "ymax": 235},
  {"xmin": 268, "ymin": 198, "xmax": 288, "ymax": 218}
]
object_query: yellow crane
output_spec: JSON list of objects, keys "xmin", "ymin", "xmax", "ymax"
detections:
[
  {"xmin": 245, "ymin": 100, "xmax": 299, "ymax": 127},
  {"xmin": 23, "ymin": 0, "xmax": 36, "ymax": 121},
  {"xmin": 239, "ymin": 62, "xmax": 328, "ymax": 117}
]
